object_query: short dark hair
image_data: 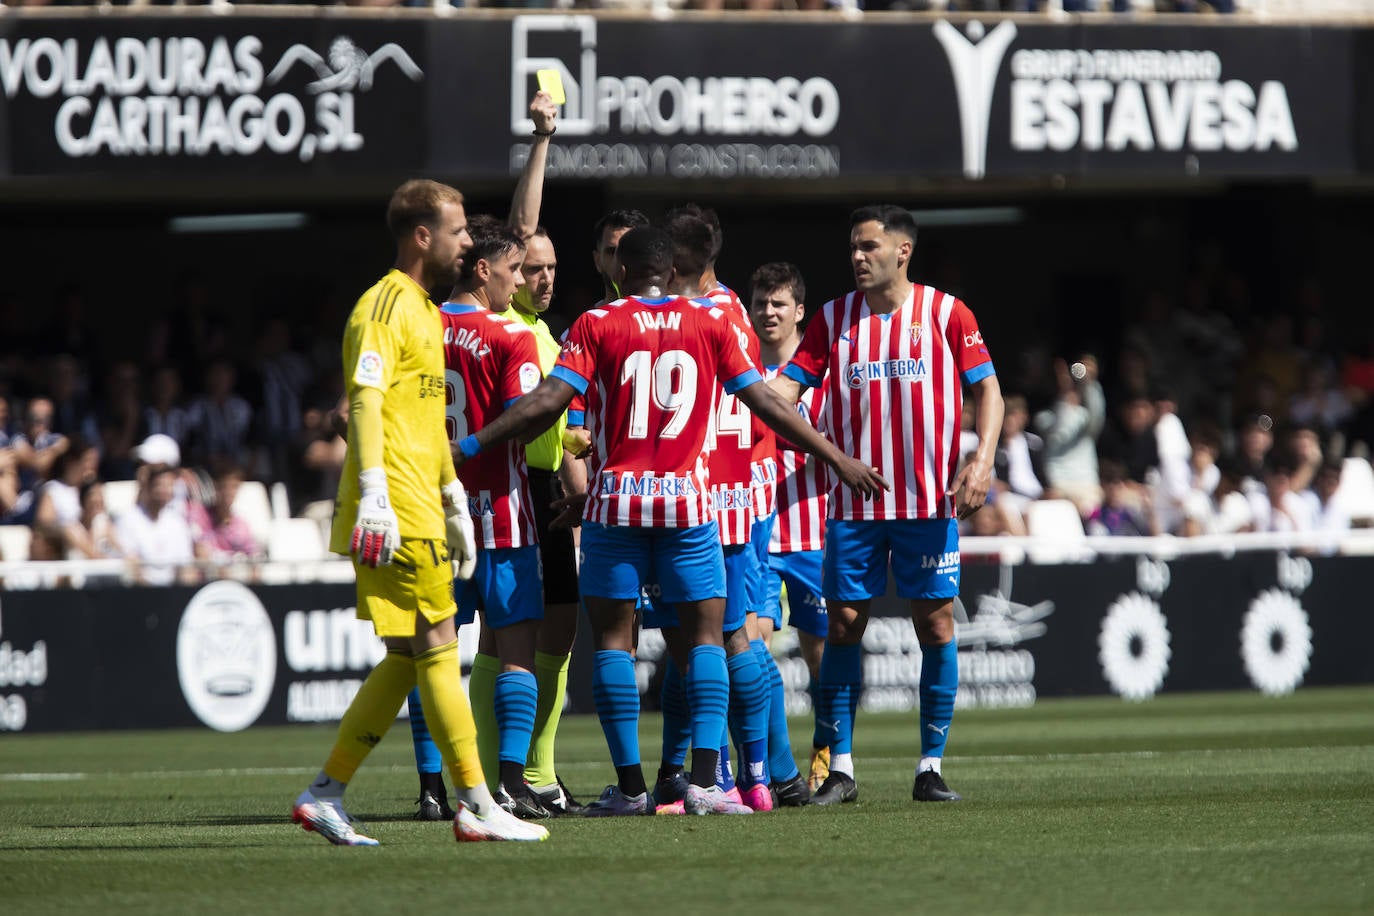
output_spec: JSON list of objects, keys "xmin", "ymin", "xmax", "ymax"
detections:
[
  {"xmin": 662, "ymin": 212, "xmax": 716, "ymax": 280},
  {"xmin": 616, "ymin": 227, "xmax": 675, "ymax": 277},
  {"xmin": 386, "ymin": 179, "xmax": 464, "ymax": 241},
  {"xmin": 592, "ymin": 209, "xmax": 650, "ymax": 246},
  {"xmin": 458, "ymin": 215, "xmax": 526, "ymax": 285},
  {"xmin": 850, "ymin": 204, "xmax": 918, "ymax": 245},
  {"xmin": 664, "ymin": 203, "xmax": 722, "ymax": 262},
  {"xmin": 749, "ymin": 262, "xmax": 806, "ymax": 306}
]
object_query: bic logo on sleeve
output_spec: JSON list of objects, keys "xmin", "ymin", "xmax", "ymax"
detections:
[
  {"xmin": 355, "ymin": 350, "xmax": 384, "ymax": 388},
  {"xmin": 963, "ymin": 331, "xmax": 984, "ymax": 347}
]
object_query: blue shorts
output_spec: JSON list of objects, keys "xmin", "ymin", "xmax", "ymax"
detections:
[
  {"xmin": 641, "ymin": 539, "xmax": 747, "ymax": 632},
  {"xmin": 766, "ymin": 549, "xmax": 828, "ymax": 637},
  {"xmin": 580, "ymin": 520, "xmax": 725, "ymax": 605},
  {"xmin": 456, "ymin": 545, "xmax": 545, "ymax": 629},
  {"xmin": 822, "ymin": 518, "xmax": 960, "ymax": 602},
  {"xmin": 747, "ymin": 513, "xmax": 776, "ymax": 621}
]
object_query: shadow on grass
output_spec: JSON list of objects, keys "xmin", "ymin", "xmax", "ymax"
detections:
[
  {"xmin": 30, "ymin": 815, "xmax": 287, "ymax": 828},
  {"xmin": 1, "ymin": 842, "xmax": 269, "ymax": 851}
]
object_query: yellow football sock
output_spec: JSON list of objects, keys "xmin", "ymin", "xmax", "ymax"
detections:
[
  {"xmin": 524, "ymin": 651, "xmax": 571, "ymax": 787},
  {"xmin": 467, "ymin": 652, "xmax": 501, "ymax": 791},
  {"xmin": 414, "ymin": 640, "xmax": 485, "ymax": 791},
  {"xmin": 324, "ymin": 649, "xmax": 414, "ymax": 784}
]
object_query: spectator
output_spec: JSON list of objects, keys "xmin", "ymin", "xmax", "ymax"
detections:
[
  {"xmin": 10, "ymin": 397, "xmax": 69, "ymax": 524},
  {"xmin": 289, "ymin": 394, "xmax": 347, "ymax": 524},
  {"xmin": 992, "ymin": 393, "xmax": 1045, "ymax": 535},
  {"xmin": 255, "ymin": 318, "xmax": 312, "ymax": 484},
  {"xmin": 1035, "ymin": 355, "xmax": 1106, "ymax": 516},
  {"xmin": 1231, "ymin": 412, "xmax": 1275, "ymax": 494},
  {"xmin": 1288, "ymin": 364, "xmax": 1352, "ymax": 440},
  {"xmin": 46, "ymin": 354, "xmax": 99, "ymax": 443},
  {"xmin": 1182, "ymin": 465, "xmax": 1253, "ymax": 537},
  {"xmin": 116, "ymin": 462, "xmax": 197, "ymax": 586},
  {"xmin": 1098, "ymin": 388, "xmax": 1160, "ymax": 486},
  {"xmin": 0, "ymin": 448, "xmax": 20, "ymax": 522},
  {"xmin": 1236, "ymin": 315, "xmax": 1301, "ymax": 424},
  {"xmin": 185, "ymin": 359, "xmax": 254, "ymax": 472},
  {"xmin": 1086, "ymin": 460, "xmax": 1152, "ymax": 537},
  {"xmin": 189, "ymin": 464, "xmax": 264, "ymax": 563},
  {"xmin": 31, "ymin": 440, "xmax": 101, "ymax": 561},
  {"xmin": 79, "ymin": 480, "xmax": 124, "ymax": 559},
  {"xmin": 0, "ymin": 394, "xmax": 14, "ymax": 447},
  {"xmin": 1283, "ymin": 424, "xmax": 1325, "ymax": 495},
  {"xmin": 97, "ymin": 361, "xmax": 144, "ymax": 482},
  {"xmin": 1152, "ymin": 387, "xmax": 1192, "ymax": 534},
  {"xmin": 1248, "ymin": 460, "xmax": 1313, "ymax": 534},
  {"xmin": 1305, "ymin": 461, "xmax": 1351, "ymax": 546},
  {"xmin": 143, "ymin": 366, "xmax": 191, "ymax": 448}
]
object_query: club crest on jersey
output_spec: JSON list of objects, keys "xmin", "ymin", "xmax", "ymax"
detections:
[
  {"xmin": 846, "ymin": 357, "xmax": 928, "ymax": 389},
  {"xmin": 910, "ymin": 322, "xmax": 923, "ymax": 346}
]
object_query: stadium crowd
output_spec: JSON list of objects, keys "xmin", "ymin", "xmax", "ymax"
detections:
[
  {"xmin": 0, "ymin": 248, "xmax": 1370, "ymax": 581},
  {"xmin": 0, "ymin": 251, "xmax": 1368, "ymax": 585}
]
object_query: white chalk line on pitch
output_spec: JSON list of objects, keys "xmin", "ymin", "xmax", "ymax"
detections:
[{"xmin": 7, "ymin": 747, "xmax": 1365, "ymax": 783}]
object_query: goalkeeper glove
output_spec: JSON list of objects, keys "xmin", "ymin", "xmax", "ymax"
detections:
[
  {"xmin": 441, "ymin": 478, "xmax": 477, "ymax": 581},
  {"xmin": 351, "ymin": 468, "xmax": 399, "ymax": 567}
]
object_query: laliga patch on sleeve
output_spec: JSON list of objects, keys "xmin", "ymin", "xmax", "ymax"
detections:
[
  {"xmin": 355, "ymin": 350, "xmax": 385, "ymax": 389},
  {"xmin": 519, "ymin": 362, "xmax": 542, "ymax": 394}
]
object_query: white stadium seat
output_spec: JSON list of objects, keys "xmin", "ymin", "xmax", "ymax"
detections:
[
  {"xmin": 267, "ymin": 517, "xmax": 327, "ymax": 563},
  {"xmin": 102, "ymin": 479, "xmax": 139, "ymax": 522},
  {"xmin": 232, "ymin": 480, "xmax": 274, "ymax": 549},
  {"xmin": 1025, "ymin": 498, "xmax": 1090, "ymax": 563},
  {"xmin": 1335, "ymin": 457, "xmax": 1374, "ymax": 526},
  {"xmin": 0, "ymin": 525, "xmax": 33, "ymax": 562}
]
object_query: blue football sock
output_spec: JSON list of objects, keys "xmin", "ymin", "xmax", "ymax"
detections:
[
  {"xmin": 406, "ymin": 687, "xmax": 442, "ymax": 775},
  {"xmin": 727, "ymin": 647, "xmax": 770, "ymax": 787},
  {"xmin": 686, "ymin": 644, "xmax": 729, "ymax": 770},
  {"xmin": 716, "ymin": 725, "xmax": 735, "ymax": 792},
  {"xmin": 592, "ymin": 650, "xmax": 641, "ymax": 768},
  {"xmin": 817, "ymin": 641, "xmax": 863, "ymax": 754},
  {"xmin": 494, "ymin": 670, "xmax": 539, "ymax": 767},
  {"xmin": 753, "ymin": 639, "xmax": 800, "ymax": 783},
  {"xmin": 659, "ymin": 657, "xmax": 691, "ymax": 769},
  {"xmin": 919, "ymin": 639, "xmax": 958, "ymax": 758}
]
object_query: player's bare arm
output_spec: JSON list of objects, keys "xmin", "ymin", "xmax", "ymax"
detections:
[
  {"xmin": 947, "ymin": 374, "xmax": 1004, "ymax": 520},
  {"xmin": 508, "ymin": 91, "xmax": 558, "ymax": 240},
  {"xmin": 767, "ymin": 372, "xmax": 804, "ymax": 406},
  {"xmin": 454, "ymin": 375, "xmax": 576, "ymax": 468},
  {"xmin": 737, "ymin": 380, "xmax": 889, "ymax": 499}
]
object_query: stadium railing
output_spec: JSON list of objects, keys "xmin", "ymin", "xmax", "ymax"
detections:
[{"xmin": 3, "ymin": 528, "xmax": 1372, "ymax": 591}]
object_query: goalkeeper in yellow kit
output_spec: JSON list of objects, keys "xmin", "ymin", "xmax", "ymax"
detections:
[{"xmin": 290, "ymin": 179, "xmax": 548, "ymax": 845}]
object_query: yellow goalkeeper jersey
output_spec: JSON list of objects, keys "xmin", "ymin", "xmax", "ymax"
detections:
[{"xmin": 330, "ymin": 269, "xmax": 450, "ymax": 553}]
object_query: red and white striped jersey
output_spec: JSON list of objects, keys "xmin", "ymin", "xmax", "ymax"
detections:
[
  {"xmin": 701, "ymin": 284, "xmax": 762, "ymax": 545},
  {"xmin": 550, "ymin": 294, "xmax": 761, "ymax": 529},
  {"xmin": 764, "ymin": 365, "xmax": 827, "ymax": 553},
  {"xmin": 441, "ymin": 303, "xmax": 542, "ymax": 549},
  {"xmin": 783, "ymin": 285, "xmax": 995, "ymax": 521}
]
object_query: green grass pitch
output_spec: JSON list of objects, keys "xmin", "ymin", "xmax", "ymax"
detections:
[{"xmin": 2, "ymin": 687, "xmax": 1371, "ymax": 914}]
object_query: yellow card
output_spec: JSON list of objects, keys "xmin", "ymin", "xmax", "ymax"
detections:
[{"xmin": 536, "ymin": 68, "xmax": 566, "ymax": 106}]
